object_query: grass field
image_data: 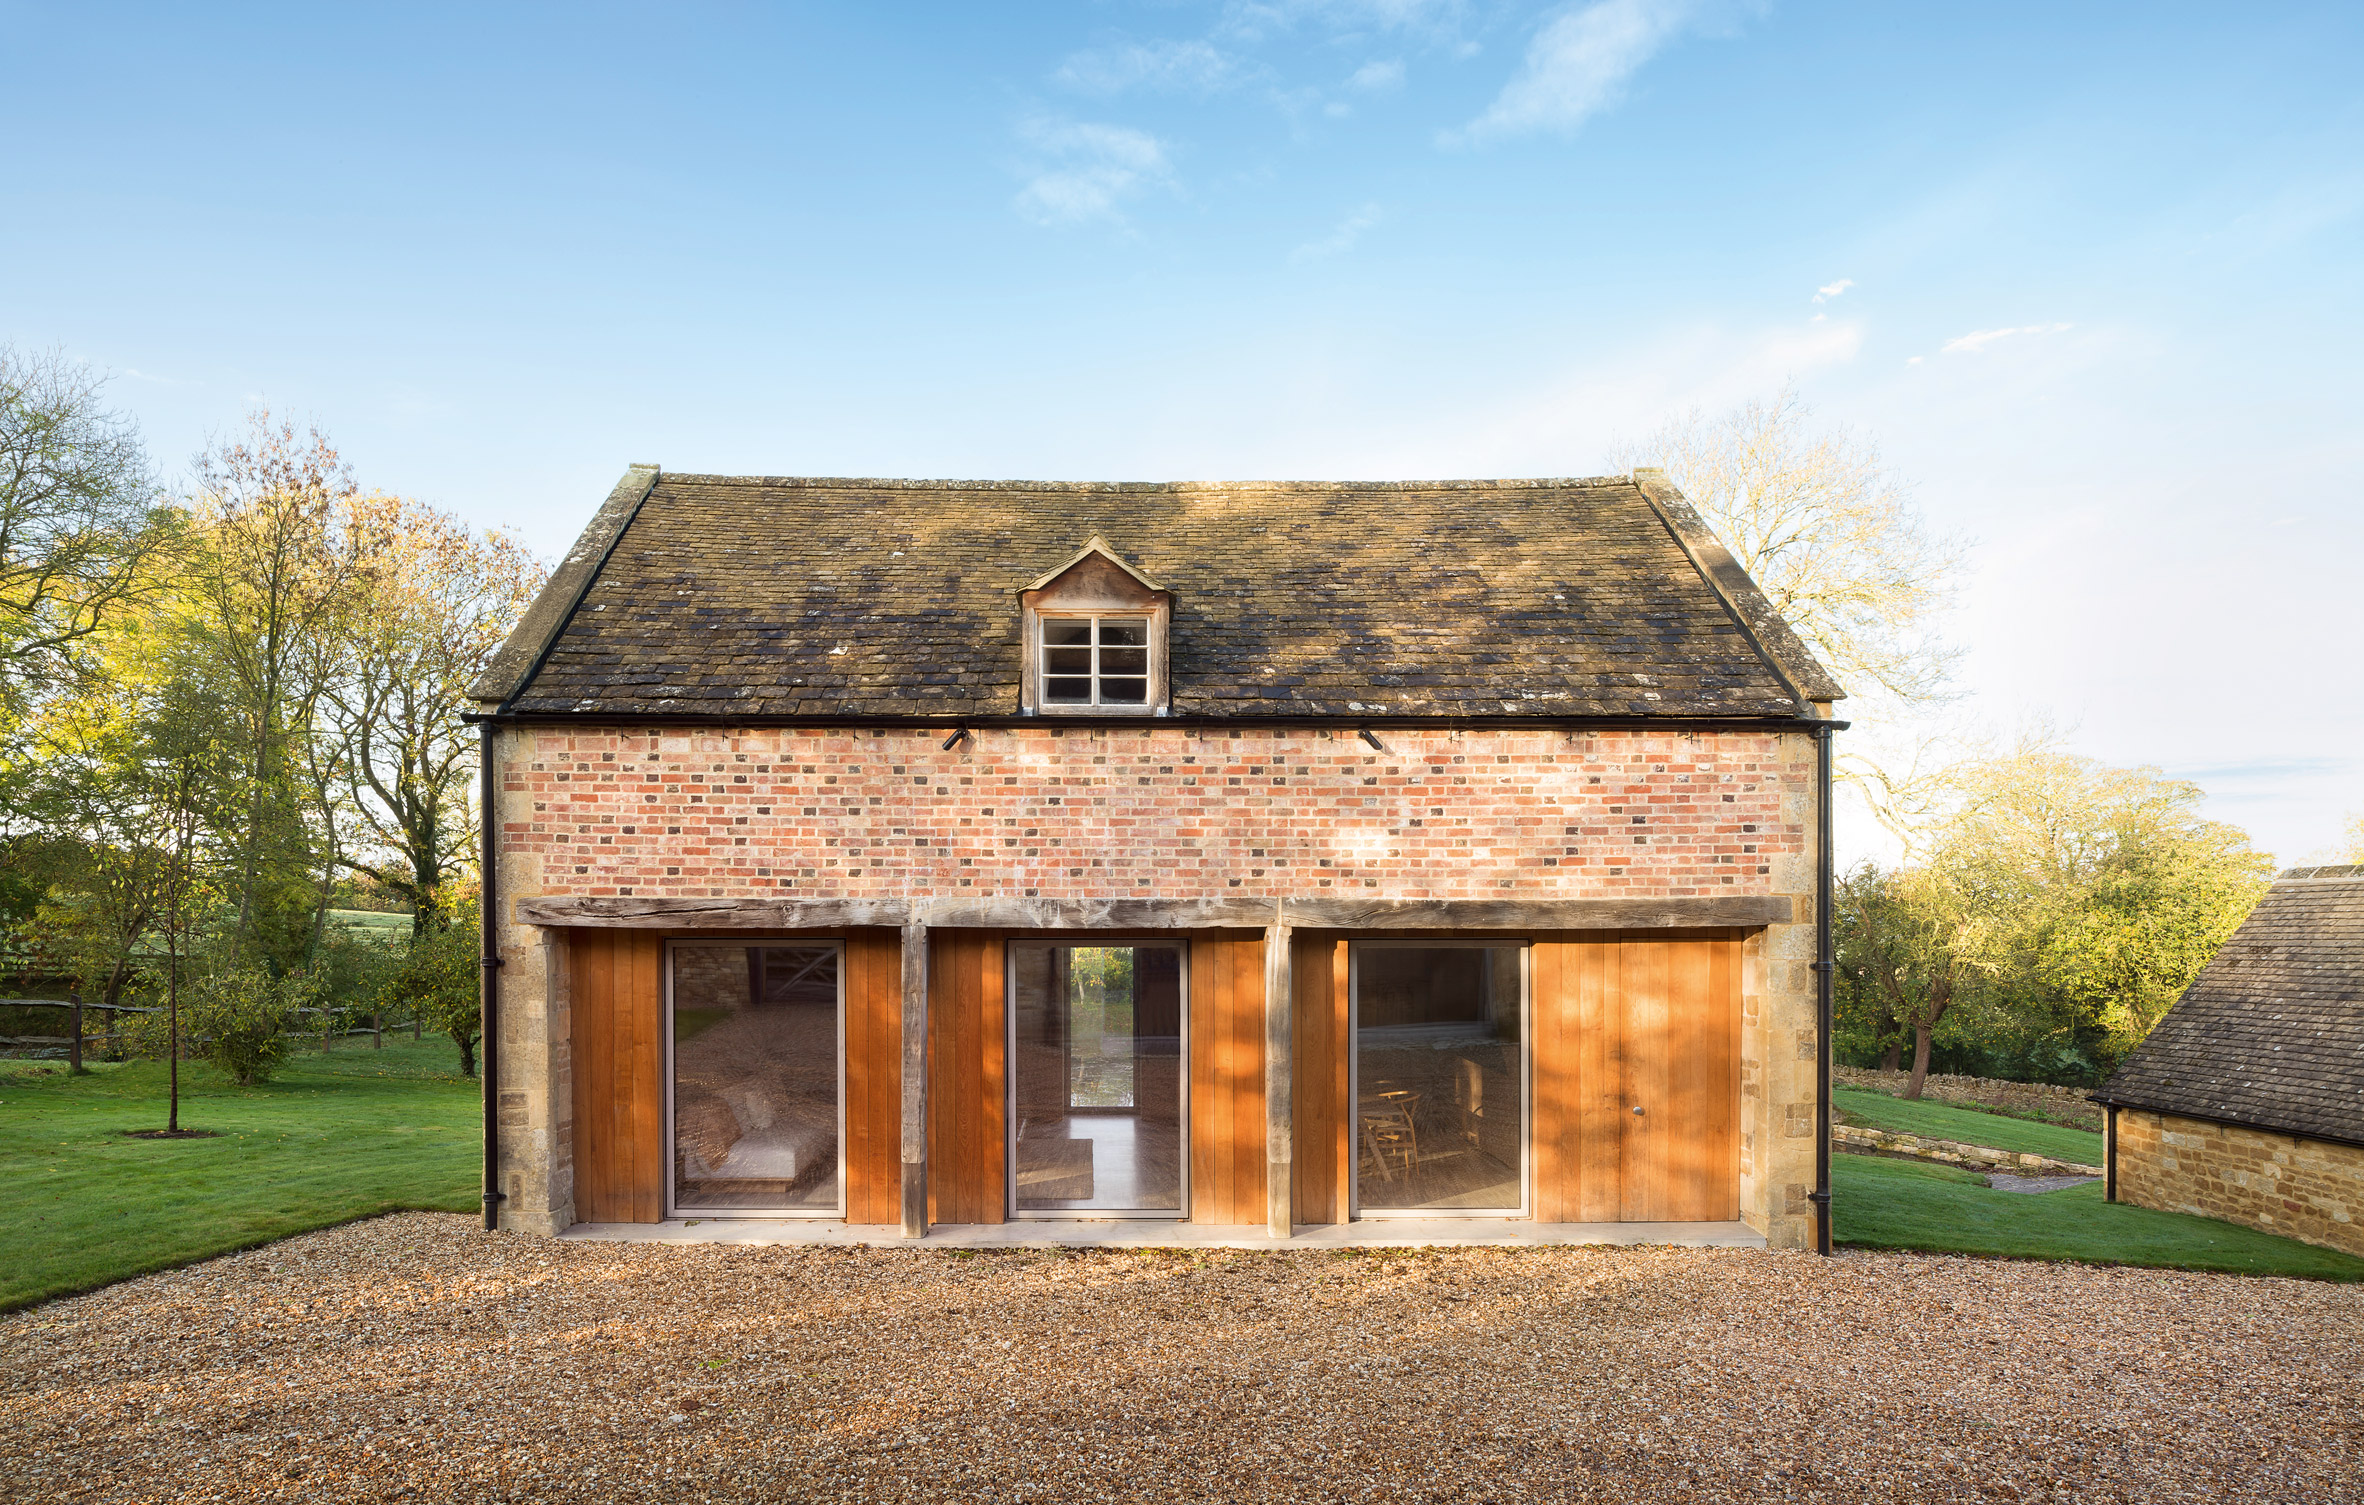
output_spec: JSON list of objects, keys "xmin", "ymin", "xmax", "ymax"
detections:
[
  {"xmin": 0, "ymin": 1037, "xmax": 480, "ymax": 1312},
  {"xmin": 1834, "ymin": 1085, "xmax": 2108, "ymax": 1163},
  {"xmin": 1833, "ymin": 1153, "xmax": 2364, "ymax": 1279}
]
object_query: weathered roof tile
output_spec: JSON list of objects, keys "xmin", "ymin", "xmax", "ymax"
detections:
[{"xmin": 478, "ymin": 473, "xmax": 1841, "ymax": 719}]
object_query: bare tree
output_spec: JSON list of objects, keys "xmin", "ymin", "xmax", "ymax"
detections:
[
  {"xmin": 0, "ymin": 346, "xmax": 163, "ymax": 719},
  {"xmin": 1616, "ymin": 385, "xmax": 1966, "ymax": 705}
]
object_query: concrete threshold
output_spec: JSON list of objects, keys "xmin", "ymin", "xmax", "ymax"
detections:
[{"xmin": 562, "ymin": 1219, "xmax": 1768, "ymax": 1250}]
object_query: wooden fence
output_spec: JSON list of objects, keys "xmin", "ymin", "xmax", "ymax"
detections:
[{"xmin": 0, "ymin": 997, "xmax": 429, "ymax": 1067}]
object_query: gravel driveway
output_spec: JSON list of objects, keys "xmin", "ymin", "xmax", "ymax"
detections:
[{"xmin": 5, "ymin": 1213, "xmax": 2360, "ymax": 1503}]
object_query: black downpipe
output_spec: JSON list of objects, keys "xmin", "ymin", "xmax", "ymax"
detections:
[
  {"xmin": 2105, "ymin": 1104, "xmax": 2119, "ymax": 1202},
  {"xmin": 1808, "ymin": 722, "xmax": 1835, "ymax": 1256},
  {"xmin": 480, "ymin": 724, "xmax": 505, "ymax": 1231}
]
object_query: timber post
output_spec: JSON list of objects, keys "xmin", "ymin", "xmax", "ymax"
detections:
[
  {"xmin": 900, "ymin": 921, "xmax": 929, "ymax": 1238},
  {"xmin": 1264, "ymin": 906, "xmax": 1293, "ymax": 1239}
]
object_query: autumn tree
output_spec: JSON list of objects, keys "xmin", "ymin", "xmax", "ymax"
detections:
[
  {"xmin": 1836, "ymin": 739, "xmax": 2272, "ymax": 1092},
  {"xmin": 172, "ymin": 414, "xmax": 369, "ymax": 969},
  {"xmin": 0, "ymin": 346, "xmax": 164, "ymax": 723},
  {"xmin": 316, "ymin": 493, "xmax": 542, "ymax": 935}
]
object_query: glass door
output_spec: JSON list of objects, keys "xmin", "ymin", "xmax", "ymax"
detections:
[
  {"xmin": 666, "ymin": 941, "xmax": 844, "ymax": 1217},
  {"xmin": 1008, "ymin": 942, "xmax": 1186, "ymax": 1217},
  {"xmin": 1351, "ymin": 943, "xmax": 1528, "ymax": 1217}
]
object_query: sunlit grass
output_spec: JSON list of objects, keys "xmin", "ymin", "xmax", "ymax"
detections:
[{"xmin": 0, "ymin": 1037, "xmax": 479, "ymax": 1311}]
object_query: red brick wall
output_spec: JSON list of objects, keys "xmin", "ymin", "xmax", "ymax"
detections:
[{"xmin": 498, "ymin": 725, "xmax": 1808, "ymax": 902}]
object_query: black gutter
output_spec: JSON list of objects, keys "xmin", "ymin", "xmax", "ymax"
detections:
[
  {"xmin": 1807, "ymin": 720, "xmax": 1835, "ymax": 1256},
  {"xmin": 2087, "ymin": 1093, "xmax": 2364, "ymax": 1156},
  {"xmin": 480, "ymin": 724, "xmax": 504, "ymax": 1231},
  {"xmin": 465, "ymin": 710, "xmax": 1854, "ymax": 735}
]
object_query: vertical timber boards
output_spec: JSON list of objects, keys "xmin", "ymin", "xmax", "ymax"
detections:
[
  {"xmin": 569, "ymin": 929, "xmax": 664, "ymax": 1223},
  {"xmin": 1188, "ymin": 932, "xmax": 1268, "ymax": 1225},
  {"xmin": 1530, "ymin": 930, "xmax": 1739, "ymax": 1224},
  {"xmin": 926, "ymin": 930, "xmax": 1008, "ymax": 1225},
  {"xmin": 1289, "ymin": 933, "xmax": 1349, "ymax": 1225},
  {"xmin": 841, "ymin": 929, "xmax": 904, "ymax": 1225}
]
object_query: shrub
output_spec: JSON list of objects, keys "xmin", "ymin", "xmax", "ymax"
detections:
[
  {"xmin": 183, "ymin": 966, "xmax": 316, "ymax": 1086},
  {"xmin": 381, "ymin": 892, "xmax": 481, "ymax": 1077}
]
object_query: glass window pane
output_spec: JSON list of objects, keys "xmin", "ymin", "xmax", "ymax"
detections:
[
  {"xmin": 1099, "ymin": 647, "xmax": 1148, "ymax": 674},
  {"xmin": 1044, "ymin": 620, "xmax": 1093, "ymax": 646},
  {"xmin": 1099, "ymin": 677, "xmax": 1149, "ymax": 703},
  {"xmin": 672, "ymin": 944, "xmax": 840, "ymax": 1212},
  {"xmin": 1045, "ymin": 647, "xmax": 1092, "ymax": 674},
  {"xmin": 1355, "ymin": 946, "xmax": 1523, "ymax": 1212},
  {"xmin": 1045, "ymin": 676, "xmax": 1092, "ymax": 702},
  {"xmin": 1011, "ymin": 945, "xmax": 1184, "ymax": 1213},
  {"xmin": 1098, "ymin": 619, "xmax": 1148, "ymax": 646}
]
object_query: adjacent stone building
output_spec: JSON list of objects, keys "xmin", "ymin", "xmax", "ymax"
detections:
[
  {"xmin": 2096, "ymin": 864, "xmax": 2364, "ymax": 1257},
  {"xmin": 471, "ymin": 468, "xmax": 1842, "ymax": 1248}
]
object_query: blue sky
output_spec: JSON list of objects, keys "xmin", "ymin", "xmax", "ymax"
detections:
[{"xmin": 8, "ymin": 1, "xmax": 2361, "ymax": 862}]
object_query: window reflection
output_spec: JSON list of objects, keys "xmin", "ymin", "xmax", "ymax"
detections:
[
  {"xmin": 671, "ymin": 944, "xmax": 841, "ymax": 1213},
  {"xmin": 1011, "ymin": 944, "xmax": 1184, "ymax": 1214},
  {"xmin": 1355, "ymin": 946, "xmax": 1524, "ymax": 1213}
]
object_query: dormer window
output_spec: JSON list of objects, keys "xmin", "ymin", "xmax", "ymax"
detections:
[
  {"xmin": 1043, "ymin": 615, "xmax": 1151, "ymax": 706},
  {"xmin": 1020, "ymin": 537, "xmax": 1172, "ymax": 716}
]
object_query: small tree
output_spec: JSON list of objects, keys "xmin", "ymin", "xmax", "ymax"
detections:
[
  {"xmin": 182, "ymin": 963, "xmax": 311, "ymax": 1086},
  {"xmin": 383, "ymin": 891, "xmax": 480, "ymax": 1076}
]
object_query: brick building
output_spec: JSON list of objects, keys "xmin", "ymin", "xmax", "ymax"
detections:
[
  {"xmin": 2096, "ymin": 864, "xmax": 2364, "ymax": 1257},
  {"xmin": 470, "ymin": 467, "xmax": 1843, "ymax": 1248}
]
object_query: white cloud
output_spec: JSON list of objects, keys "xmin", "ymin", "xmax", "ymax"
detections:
[
  {"xmin": 1220, "ymin": 0, "xmax": 1468, "ymax": 45},
  {"xmin": 1448, "ymin": 0, "xmax": 1709, "ymax": 145},
  {"xmin": 1349, "ymin": 58, "xmax": 1406, "ymax": 90},
  {"xmin": 1941, "ymin": 322, "xmax": 2074, "ymax": 355},
  {"xmin": 1813, "ymin": 278, "xmax": 1854, "ymax": 304},
  {"xmin": 1012, "ymin": 119, "xmax": 1174, "ymax": 227},
  {"xmin": 1056, "ymin": 39, "xmax": 1239, "ymax": 95},
  {"xmin": 1291, "ymin": 202, "xmax": 1384, "ymax": 262}
]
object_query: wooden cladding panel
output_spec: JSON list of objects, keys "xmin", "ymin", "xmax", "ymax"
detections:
[
  {"xmin": 1530, "ymin": 931, "xmax": 1738, "ymax": 1225},
  {"xmin": 569, "ymin": 929, "xmax": 663, "ymax": 1223},
  {"xmin": 842, "ymin": 929, "xmax": 904, "ymax": 1225},
  {"xmin": 926, "ymin": 930, "xmax": 1007, "ymax": 1226},
  {"xmin": 1289, "ymin": 934, "xmax": 1350, "ymax": 1225},
  {"xmin": 1188, "ymin": 933, "xmax": 1267, "ymax": 1225}
]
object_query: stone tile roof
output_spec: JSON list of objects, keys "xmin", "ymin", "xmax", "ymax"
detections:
[
  {"xmin": 473, "ymin": 470, "xmax": 1843, "ymax": 720},
  {"xmin": 2099, "ymin": 866, "xmax": 2364, "ymax": 1147}
]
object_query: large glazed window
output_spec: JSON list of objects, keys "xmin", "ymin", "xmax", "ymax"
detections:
[
  {"xmin": 1353, "ymin": 945, "xmax": 1526, "ymax": 1215},
  {"xmin": 668, "ymin": 942, "xmax": 842, "ymax": 1215},
  {"xmin": 1009, "ymin": 943, "xmax": 1185, "ymax": 1215}
]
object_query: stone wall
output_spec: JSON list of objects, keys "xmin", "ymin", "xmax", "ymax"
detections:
[
  {"xmin": 1833, "ymin": 1124, "xmax": 2100, "ymax": 1178},
  {"xmin": 489, "ymin": 722, "xmax": 1824, "ymax": 1245},
  {"xmin": 2116, "ymin": 1109, "xmax": 2364, "ymax": 1258}
]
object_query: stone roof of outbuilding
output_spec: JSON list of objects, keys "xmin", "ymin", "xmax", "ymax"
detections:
[
  {"xmin": 472, "ymin": 468, "xmax": 1843, "ymax": 720},
  {"xmin": 2099, "ymin": 865, "xmax": 2364, "ymax": 1147}
]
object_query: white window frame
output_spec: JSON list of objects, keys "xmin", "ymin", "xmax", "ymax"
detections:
[{"xmin": 1036, "ymin": 612, "xmax": 1157, "ymax": 712}]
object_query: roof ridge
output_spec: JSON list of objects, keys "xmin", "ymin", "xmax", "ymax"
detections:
[
  {"xmin": 2278, "ymin": 864, "xmax": 2364, "ymax": 881},
  {"xmin": 647, "ymin": 474, "xmax": 1643, "ymax": 492}
]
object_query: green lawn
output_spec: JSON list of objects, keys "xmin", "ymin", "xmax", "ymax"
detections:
[
  {"xmin": 1834, "ymin": 1085, "xmax": 2107, "ymax": 1164},
  {"xmin": 0, "ymin": 1037, "xmax": 481, "ymax": 1311},
  {"xmin": 1834, "ymin": 1152, "xmax": 2364, "ymax": 1280}
]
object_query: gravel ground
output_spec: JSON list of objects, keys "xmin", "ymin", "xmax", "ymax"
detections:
[{"xmin": 6, "ymin": 1213, "xmax": 2361, "ymax": 1504}]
